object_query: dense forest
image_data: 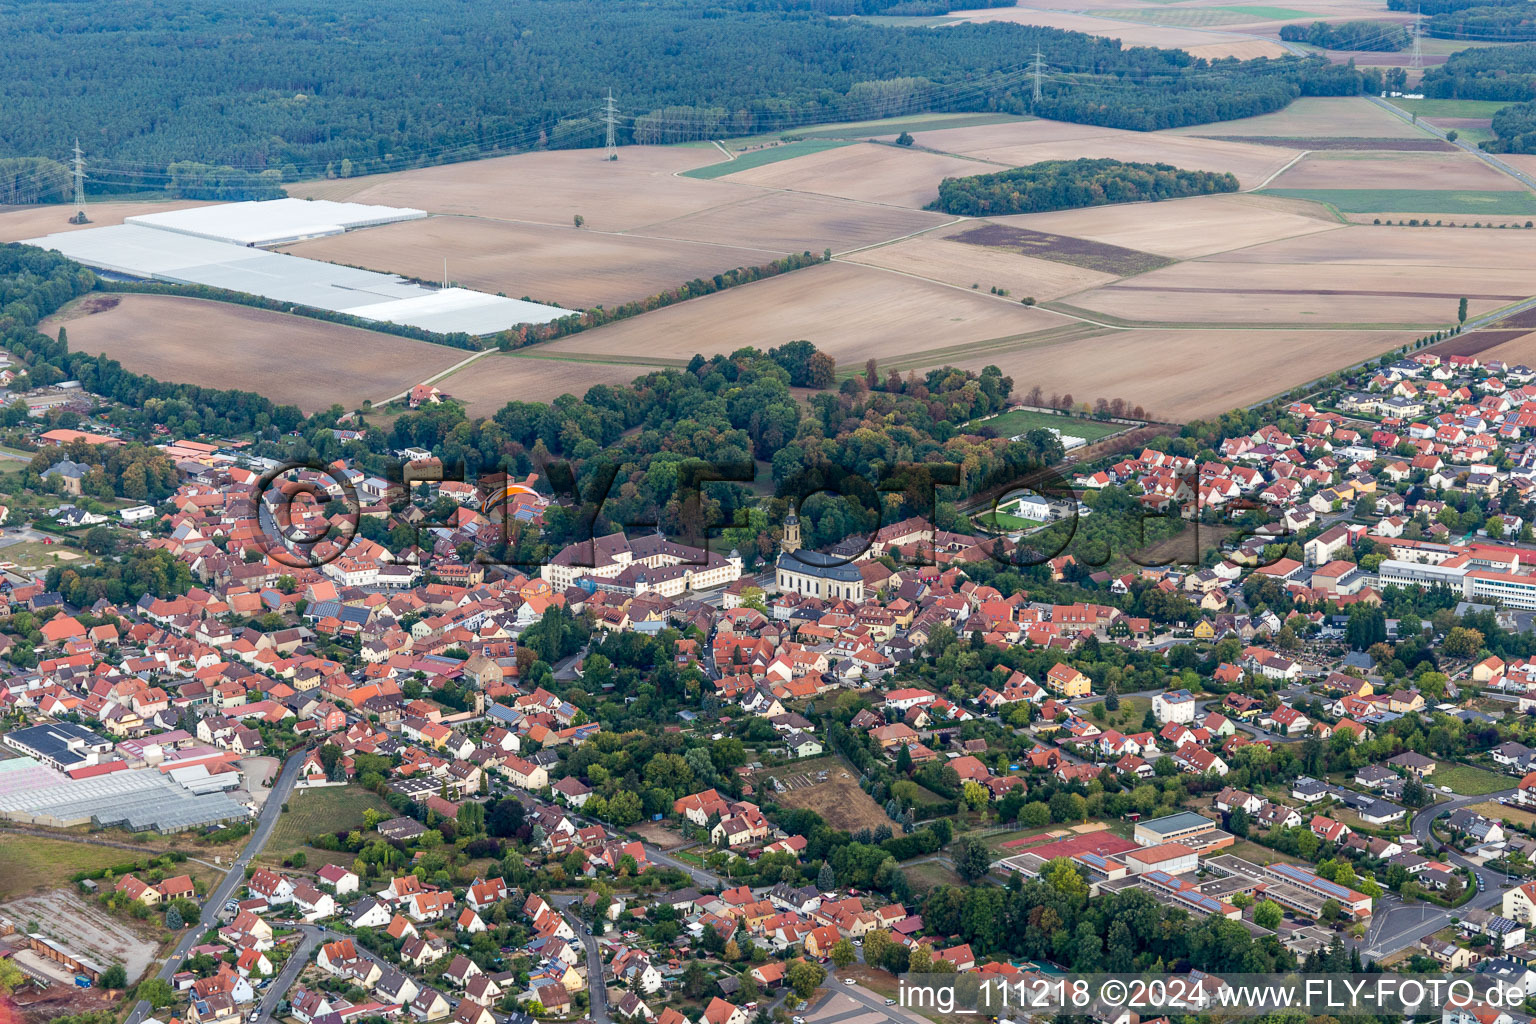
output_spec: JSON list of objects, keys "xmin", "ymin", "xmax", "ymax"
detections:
[
  {"xmin": 1388, "ymin": 0, "xmax": 1522, "ymax": 13},
  {"xmin": 1422, "ymin": 43, "xmax": 1536, "ymax": 99},
  {"xmin": 3, "ymin": 0, "xmax": 1370, "ymax": 195},
  {"xmin": 929, "ymin": 158, "xmax": 1239, "ymax": 215},
  {"xmin": 1427, "ymin": 5, "xmax": 1536, "ymax": 40},
  {"xmin": 1488, "ymin": 99, "xmax": 1536, "ymax": 151},
  {"xmin": 1279, "ymin": 19, "xmax": 1411, "ymax": 50}
]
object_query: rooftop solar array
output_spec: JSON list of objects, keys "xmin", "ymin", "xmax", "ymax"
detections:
[
  {"xmin": 24, "ymin": 201, "xmax": 573, "ymax": 336},
  {"xmin": 1270, "ymin": 862, "xmax": 1357, "ymax": 900},
  {"xmin": 0, "ymin": 756, "xmax": 250, "ymax": 832}
]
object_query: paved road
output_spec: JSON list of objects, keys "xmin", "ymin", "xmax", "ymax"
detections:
[
  {"xmin": 255, "ymin": 927, "xmax": 322, "ymax": 1021},
  {"xmin": 124, "ymin": 747, "xmax": 310, "ymax": 1024},
  {"xmin": 553, "ymin": 896, "xmax": 610, "ymax": 1024},
  {"xmin": 1359, "ymin": 787, "xmax": 1517, "ymax": 958},
  {"xmin": 1368, "ymin": 94, "xmax": 1536, "ymax": 193},
  {"xmin": 641, "ymin": 844, "xmax": 724, "ymax": 889}
]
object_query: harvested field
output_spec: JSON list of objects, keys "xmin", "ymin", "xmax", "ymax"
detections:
[
  {"xmin": 1067, "ymin": 261, "xmax": 1525, "ymax": 325},
  {"xmin": 291, "ymin": 145, "xmax": 749, "ymax": 233},
  {"xmin": 949, "ymin": 223, "xmax": 1173, "ymax": 276},
  {"xmin": 1266, "ymin": 151, "xmax": 1522, "ymax": 191},
  {"xmin": 1261, "ymin": 188, "xmax": 1536, "ymax": 215},
  {"xmin": 900, "ymin": 120, "xmax": 1299, "ymax": 189},
  {"xmin": 760, "ymin": 756, "xmax": 896, "ymax": 833},
  {"xmin": 0, "ymin": 200, "xmax": 208, "ymax": 243},
  {"xmin": 1213, "ymin": 223, "xmax": 1536, "ymax": 265},
  {"xmin": 956, "ymin": 327, "xmax": 1415, "ymax": 421},
  {"xmin": 643, "ymin": 189, "xmax": 949, "ymax": 254},
  {"xmin": 281, "ymin": 216, "xmax": 782, "ymax": 310},
  {"xmin": 1170, "ymin": 96, "xmax": 1430, "ymax": 138},
  {"xmin": 1199, "ymin": 136, "xmax": 1455, "ymax": 151},
  {"xmin": 3, "ymin": 890, "xmax": 158, "ymax": 983},
  {"xmin": 39, "ymin": 293, "xmax": 470, "ymax": 413},
  {"xmin": 437, "ymin": 353, "xmax": 664, "ymax": 415},
  {"xmin": 842, "ymin": 233, "xmax": 1118, "ymax": 300},
  {"xmin": 532, "ymin": 261, "xmax": 1063, "ymax": 366},
  {"xmin": 936, "ymin": 7, "xmax": 1290, "ymax": 57},
  {"xmin": 717, "ymin": 141, "xmax": 991, "ymax": 209},
  {"xmin": 993, "ymin": 193, "xmax": 1342, "ymax": 260}
]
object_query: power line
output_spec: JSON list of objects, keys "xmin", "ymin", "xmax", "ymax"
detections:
[{"xmin": 603, "ymin": 89, "xmax": 619, "ymax": 161}]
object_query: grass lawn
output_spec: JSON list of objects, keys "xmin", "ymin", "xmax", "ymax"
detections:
[
  {"xmin": 261, "ymin": 785, "xmax": 392, "ymax": 864},
  {"xmin": 0, "ymin": 539, "xmax": 92, "ymax": 569},
  {"xmin": 902, "ymin": 858, "xmax": 963, "ymax": 892},
  {"xmin": 1260, "ymin": 188, "xmax": 1536, "ymax": 215},
  {"xmin": 1433, "ymin": 763, "xmax": 1510, "ymax": 796},
  {"xmin": 1079, "ymin": 695, "xmax": 1153, "ymax": 730},
  {"xmin": 1387, "ymin": 99, "xmax": 1513, "ymax": 119},
  {"xmin": 969, "ymin": 408, "xmax": 1123, "ymax": 441},
  {"xmin": 974, "ymin": 511, "xmax": 1034, "ymax": 531},
  {"xmin": 1227, "ymin": 838, "xmax": 1307, "ymax": 866},
  {"xmin": 1468, "ymin": 799, "xmax": 1536, "ymax": 827},
  {"xmin": 682, "ymin": 139, "xmax": 854, "ymax": 180},
  {"xmin": 0, "ymin": 834, "xmax": 150, "ymax": 899}
]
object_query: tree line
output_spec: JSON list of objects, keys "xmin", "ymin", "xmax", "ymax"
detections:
[
  {"xmin": 1279, "ymin": 20, "xmax": 1411, "ymax": 50},
  {"xmin": 929, "ymin": 158, "xmax": 1239, "ymax": 216}
]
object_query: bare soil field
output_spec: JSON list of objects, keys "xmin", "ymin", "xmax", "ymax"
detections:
[
  {"xmin": 760, "ymin": 757, "xmax": 896, "ymax": 833},
  {"xmin": 532, "ymin": 261, "xmax": 1062, "ymax": 365},
  {"xmin": 1169, "ymin": 97, "xmax": 1430, "ymax": 138},
  {"xmin": 937, "ymin": 7, "xmax": 1290, "ymax": 57},
  {"xmin": 892, "ymin": 119, "xmax": 1298, "ymax": 188},
  {"xmin": 718, "ymin": 141, "xmax": 990, "ymax": 209},
  {"xmin": 642, "ymin": 190, "xmax": 949, "ymax": 254},
  {"xmin": 958, "ymin": 327, "xmax": 1415, "ymax": 421},
  {"xmin": 0, "ymin": 200, "xmax": 209, "ymax": 243},
  {"xmin": 290, "ymin": 144, "xmax": 752, "ymax": 233},
  {"xmin": 1447, "ymin": 328, "xmax": 1536, "ymax": 367},
  {"xmin": 3, "ymin": 891, "xmax": 159, "ymax": 983},
  {"xmin": 842, "ymin": 233, "xmax": 1119, "ymax": 300},
  {"xmin": 436, "ymin": 353, "xmax": 663, "ymax": 415},
  {"xmin": 1266, "ymin": 151, "xmax": 1523, "ymax": 191},
  {"xmin": 1211, "ymin": 223, "xmax": 1536, "ymax": 265},
  {"xmin": 1065, "ymin": 261, "xmax": 1525, "ymax": 325},
  {"xmin": 950, "ymin": 222, "xmax": 1172, "ymax": 276},
  {"xmin": 39, "ymin": 294, "xmax": 469, "ymax": 413},
  {"xmin": 993, "ymin": 192, "xmax": 1342, "ymax": 259},
  {"xmin": 282, "ymin": 216, "xmax": 782, "ymax": 310}
]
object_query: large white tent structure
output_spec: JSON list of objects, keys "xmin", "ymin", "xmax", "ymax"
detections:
[{"xmin": 25, "ymin": 199, "xmax": 572, "ymax": 336}]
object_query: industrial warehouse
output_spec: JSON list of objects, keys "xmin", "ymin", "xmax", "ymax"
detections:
[{"xmin": 23, "ymin": 198, "xmax": 573, "ymax": 336}]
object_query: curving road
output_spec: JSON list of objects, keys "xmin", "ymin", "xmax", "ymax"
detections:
[
  {"xmin": 124, "ymin": 748, "xmax": 311, "ymax": 1024},
  {"xmin": 1359, "ymin": 786, "xmax": 1517, "ymax": 958}
]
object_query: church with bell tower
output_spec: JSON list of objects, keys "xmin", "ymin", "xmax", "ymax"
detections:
[{"xmin": 774, "ymin": 509, "xmax": 864, "ymax": 601}]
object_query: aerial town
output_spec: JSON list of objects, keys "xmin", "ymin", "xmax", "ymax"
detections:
[
  {"xmin": 3, "ymin": 335, "xmax": 1536, "ymax": 1024},
  {"xmin": 17, "ymin": 2, "xmax": 1536, "ymax": 1022}
]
